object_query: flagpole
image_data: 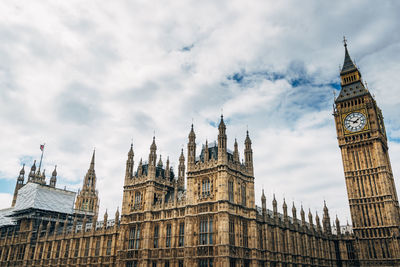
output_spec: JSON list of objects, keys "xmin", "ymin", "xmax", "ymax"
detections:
[{"xmin": 38, "ymin": 143, "xmax": 45, "ymax": 173}]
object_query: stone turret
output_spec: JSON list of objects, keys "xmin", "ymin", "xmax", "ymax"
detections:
[
  {"xmin": 283, "ymin": 198, "xmax": 288, "ymax": 221},
  {"xmin": 12, "ymin": 164, "xmax": 25, "ymax": 207},
  {"xmin": 187, "ymin": 124, "xmax": 196, "ymax": 168},
  {"xmin": 244, "ymin": 130, "xmax": 253, "ymax": 175},
  {"xmin": 49, "ymin": 166, "xmax": 57, "ymax": 188},
  {"xmin": 125, "ymin": 143, "xmax": 134, "ymax": 182},
  {"xmin": 323, "ymin": 201, "xmax": 332, "ymax": 235},
  {"xmin": 292, "ymin": 202, "xmax": 297, "ymax": 222},
  {"xmin": 218, "ymin": 115, "xmax": 227, "ymax": 164},
  {"xmin": 178, "ymin": 149, "xmax": 185, "ymax": 190}
]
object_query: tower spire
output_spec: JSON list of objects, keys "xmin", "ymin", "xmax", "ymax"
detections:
[
  {"xmin": 90, "ymin": 149, "xmax": 95, "ymax": 169},
  {"xmin": 50, "ymin": 165, "xmax": 57, "ymax": 188},
  {"xmin": 187, "ymin": 124, "xmax": 196, "ymax": 168},
  {"xmin": 178, "ymin": 149, "xmax": 185, "ymax": 190},
  {"xmin": 341, "ymin": 37, "xmax": 357, "ymax": 75},
  {"xmin": 12, "ymin": 164, "xmax": 25, "ymax": 207},
  {"xmin": 336, "ymin": 38, "xmax": 368, "ymax": 102},
  {"xmin": 125, "ymin": 143, "xmax": 134, "ymax": 182},
  {"xmin": 244, "ymin": 130, "xmax": 253, "ymax": 175},
  {"xmin": 75, "ymin": 150, "xmax": 99, "ymax": 216}
]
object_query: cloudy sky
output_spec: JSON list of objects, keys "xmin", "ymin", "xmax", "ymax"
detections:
[{"xmin": 1, "ymin": 0, "xmax": 400, "ymax": 224}]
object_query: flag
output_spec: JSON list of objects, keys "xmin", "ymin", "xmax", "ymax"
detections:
[{"xmin": 40, "ymin": 144, "xmax": 45, "ymax": 151}]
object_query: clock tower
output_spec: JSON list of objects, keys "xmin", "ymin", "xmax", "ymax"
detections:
[{"xmin": 334, "ymin": 40, "xmax": 400, "ymax": 265}]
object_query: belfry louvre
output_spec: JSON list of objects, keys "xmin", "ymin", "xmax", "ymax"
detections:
[{"xmin": 0, "ymin": 44, "xmax": 399, "ymax": 267}]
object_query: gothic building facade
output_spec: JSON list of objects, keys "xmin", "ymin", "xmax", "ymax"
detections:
[{"xmin": 0, "ymin": 43, "xmax": 399, "ymax": 267}]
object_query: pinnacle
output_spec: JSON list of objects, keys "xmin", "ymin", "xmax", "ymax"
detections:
[{"xmin": 90, "ymin": 149, "xmax": 96, "ymax": 169}]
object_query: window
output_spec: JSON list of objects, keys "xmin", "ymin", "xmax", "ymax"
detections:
[
  {"xmin": 199, "ymin": 258, "xmax": 213, "ymax": 267},
  {"xmin": 126, "ymin": 261, "xmax": 138, "ymax": 267},
  {"xmin": 228, "ymin": 180, "xmax": 234, "ymax": 202},
  {"xmin": 55, "ymin": 241, "xmax": 61, "ymax": 258},
  {"xmin": 152, "ymin": 262, "xmax": 157, "ymax": 267},
  {"xmin": 166, "ymin": 224, "xmax": 172, "ymax": 247},
  {"xmin": 165, "ymin": 262, "xmax": 170, "ymax": 267},
  {"xmin": 178, "ymin": 223, "xmax": 185, "ymax": 247},
  {"xmin": 128, "ymin": 225, "xmax": 141, "ymax": 249},
  {"xmin": 38, "ymin": 243, "xmax": 43, "ymax": 259},
  {"xmin": 106, "ymin": 238, "xmax": 112, "ymax": 255},
  {"xmin": 64, "ymin": 241, "xmax": 70, "ymax": 258},
  {"xmin": 74, "ymin": 239, "xmax": 80, "ymax": 257},
  {"xmin": 229, "ymin": 217, "xmax": 235, "ymax": 245},
  {"xmin": 258, "ymin": 225, "xmax": 263, "ymax": 249},
  {"xmin": 154, "ymin": 225, "xmax": 159, "ymax": 248},
  {"xmin": 95, "ymin": 240, "xmax": 100, "ymax": 256},
  {"xmin": 243, "ymin": 220, "xmax": 248, "ymax": 247},
  {"xmin": 202, "ymin": 179, "xmax": 210, "ymax": 195},
  {"xmin": 199, "ymin": 217, "xmax": 213, "ymax": 245},
  {"xmin": 241, "ymin": 184, "xmax": 246, "ymax": 206},
  {"xmin": 178, "ymin": 260, "xmax": 184, "ymax": 267},
  {"xmin": 84, "ymin": 238, "xmax": 90, "ymax": 257},
  {"xmin": 230, "ymin": 259, "xmax": 236, "ymax": 267},
  {"xmin": 17, "ymin": 245, "xmax": 25, "ymax": 260},
  {"xmin": 135, "ymin": 192, "xmax": 142, "ymax": 208},
  {"xmin": 47, "ymin": 242, "xmax": 52, "ymax": 258}
]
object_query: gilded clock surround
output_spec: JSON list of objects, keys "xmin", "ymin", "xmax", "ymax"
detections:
[{"xmin": 341, "ymin": 109, "xmax": 370, "ymax": 135}]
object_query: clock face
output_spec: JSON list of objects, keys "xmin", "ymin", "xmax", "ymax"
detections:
[{"xmin": 344, "ymin": 112, "xmax": 366, "ymax": 132}]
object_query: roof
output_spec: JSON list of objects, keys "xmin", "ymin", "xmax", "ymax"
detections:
[
  {"xmin": 12, "ymin": 182, "xmax": 76, "ymax": 215},
  {"xmin": 340, "ymin": 45, "xmax": 358, "ymax": 75},
  {"xmin": 335, "ymin": 81, "xmax": 369, "ymax": 103},
  {"xmin": 0, "ymin": 208, "xmax": 15, "ymax": 227}
]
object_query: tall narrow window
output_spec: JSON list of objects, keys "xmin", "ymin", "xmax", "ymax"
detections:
[
  {"xmin": 106, "ymin": 238, "xmax": 112, "ymax": 255},
  {"xmin": 55, "ymin": 241, "xmax": 61, "ymax": 258},
  {"xmin": 95, "ymin": 240, "xmax": 100, "ymax": 256},
  {"xmin": 199, "ymin": 217, "xmax": 213, "ymax": 245},
  {"xmin": 178, "ymin": 223, "xmax": 185, "ymax": 247},
  {"xmin": 128, "ymin": 224, "xmax": 141, "ymax": 249},
  {"xmin": 228, "ymin": 180, "xmax": 234, "ymax": 202},
  {"xmin": 229, "ymin": 217, "xmax": 235, "ymax": 245},
  {"xmin": 135, "ymin": 192, "xmax": 142, "ymax": 208},
  {"xmin": 64, "ymin": 241, "xmax": 70, "ymax": 258},
  {"xmin": 84, "ymin": 238, "xmax": 90, "ymax": 257},
  {"xmin": 154, "ymin": 225, "xmax": 159, "ymax": 248},
  {"xmin": 202, "ymin": 179, "xmax": 210, "ymax": 195},
  {"xmin": 74, "ymin": 240, "xmax": 80, "ymax": 257},
  {"xmin": 38, "ymin": 244, "xmax": 43, "ymax": 259},
  {"xmin": 134, "ymin": 225, "xmax": 140, "ymax": 249},
  {"xmin": 166, "ymin": 224, "xmax": 172, "ymax": 247},
  {"xmin": 243, "ymin": 220, "xmax": 248, "ymax": 248},
  {"xmin": 47, "ymin": 242, "xmax": 52, "ymax": 259},
  {"xmin": 241, "ymin": 184, "xmax": 246, "ymax": 207}
]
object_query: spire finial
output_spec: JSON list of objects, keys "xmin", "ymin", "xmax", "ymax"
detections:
[
  {"xmin": 90, "ymin": 149, "xmax": 95, "ymax": 168},
  {"xmin": 343, "ymin": 36, "xmax": 347, "ymax": 47}
]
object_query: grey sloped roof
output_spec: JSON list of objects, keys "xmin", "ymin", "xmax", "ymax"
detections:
[
  {"xmin": 335, "ymin": 81, "xmax": 369, "ymax": 103},
  {"xmin": 13, "ymin": 182, "xmax": 76, "ymax": 215},
  {"xmin": 0, "ymin": 208, "xmax": 16, "ymax": 227},
  {"xmin": 341, "ymin": 45, "xmax": 357, "ymax": 75}
]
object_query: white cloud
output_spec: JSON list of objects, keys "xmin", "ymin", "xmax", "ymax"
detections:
[{"xmin": 0, "ymin": 0, "xmax": 400, "ymax": 223}]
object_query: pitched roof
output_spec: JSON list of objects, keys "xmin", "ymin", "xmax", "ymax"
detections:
[
  {"xmin": 341, "ymin": 44, "xmax": 358, "ymax": 75},
  {"xmin": 12, "ymin": 182, "xmax": 76, "ymax": 215},
  {"xmin": 335, "ymin": 81, "xmax": 369, "ymax": 103}
]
